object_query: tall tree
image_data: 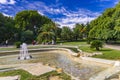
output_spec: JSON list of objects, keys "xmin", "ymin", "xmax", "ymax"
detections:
[
  {"xmin": 61, "ymin": 26, "xmax": 73, "ymax": 41},
  {"xmin": 37, "ymin": 22, "xmax": 57, "ymax": 44},
  {"xmin": 73, "ymin": 23, "xmax": 85, "ymax": 40},
  {"xmin": 0, "ymin": 13, "xmax": 16, "ymax": 43},
  {"xmin": 88, "ymin": 2, "xmax": 120, "ymax": 41},
  {"xmin": 15, "ymin": 10, "xmax": 52, "ymax": 41}
]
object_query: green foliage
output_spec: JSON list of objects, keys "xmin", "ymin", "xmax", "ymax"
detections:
[
  {"xmin": 21, "ymin": 30, "xmax": 34, "ymax": 43},
  {"xmin": 0, "ymin": 69, "xmax": 33, "ymax": 80},
  {"xmin": 37, "ymin": 32, "xmax": 54, "ymax": 43},
  {"xmin": 86, "ymin": 37, "xmax": 91, "ymax": 44},
  {"xmin": 14, "ymin": 41, "xmax": 21, "ymax": 48},
  {"xmin": 61, "ymin": 26, "xmax": 73, "ymax": 41},
  {"xmin": 89, "ymin": 3, "xmax": 120, "ymax": 41},
  {"xmin": 73, "ymin": 23, "xmax": 85, "ymax": 40},
  {"xmin": 90, "ymin": 40, "xmax": 103, "ymax": 51},
  {"xmin": 0, "ymin": 13, "xmax": 16, "ymax": 43},
  {"xmin": 15, "ymin": 10, "xmax": 53, "ymax": 41},
  {"xmin": 37, "ymin": 23, "xmax": 56, "ymax": 44}
]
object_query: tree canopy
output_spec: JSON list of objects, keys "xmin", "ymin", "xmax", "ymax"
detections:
[{"xmin": 89, "ymin": 2, "xmax": 120, "ymax": 41}]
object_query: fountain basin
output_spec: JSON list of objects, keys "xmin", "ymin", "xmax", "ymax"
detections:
[{"xmin": 0, "ymin": 49, "xmax": 109, "ymax": 80}]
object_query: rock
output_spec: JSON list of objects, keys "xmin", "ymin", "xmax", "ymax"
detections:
[
  {"xmin": 49, "ymin": 76, "xmax": 62, "ymax": 80},
  {"xmin": 51, "ymin": 65, "xmax": 57, "ymax": 68},
  {"xmin": 119, "ymin": 74, "xmax": 120, "ymax": 79},
  {"xmin": 110, "ymin": 79, "xmax": 119, "ymax": 80},
  {"xmin": 56, "ymin": 68, "xmax": 63, "ymax": 73},
  {"xmin": 114, "ymin": 61, "xmax": 120, "ymax": 67},
  {"xmin": 45, "ymin": 63, "xmax": 50, "ymax": 66}
]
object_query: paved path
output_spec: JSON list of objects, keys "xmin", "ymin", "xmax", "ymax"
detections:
[
  {"xmin": 19, "ymin": 63, "xmax": 55, "ymax": 76},
  {"xmin": 0, "ymin": 75, "xmax": 20, "ymax": 80},
  {"xmin": 81, "ymin": 57, "xmax": 115, "ymax": 65},
  {"xmin": 89, "ymin": 67, "xmax": 120, "ymax": 80},
  {"xmin": 105, "ymin": 44, "xmax": 120, "ymax": 50},
  {"xmin": 0, "ymin": 63, "xmax": 55, "ymax": 80},
  {"xmin": 0, "ymin": 63, "xmax": 55, "ymax": 76}
]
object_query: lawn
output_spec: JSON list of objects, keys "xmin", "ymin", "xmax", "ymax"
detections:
[
  {"xmin": 0, "ymin": 69, "xmax": 71, "ymax": 80},
  {"xmin": 60, "ymin": 41, "xmax": 87, "ymax": 46},
  {"xmin": 0, "ymin": 47, "xmax": 18, "ymax": 51},
  {"xmin": 79, "ymin": 46, "xmax": 96, "ymax": 53},
  {"xmin": 79, "ymin": 46, "xmax": 120, "ymax": 60}
]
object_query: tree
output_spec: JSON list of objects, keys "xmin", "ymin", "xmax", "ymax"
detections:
[
  {"xmin": 21, "ymin": 30, "xmax": 34, "ymax": 43},
  {"xmin": 37, "ymin": 23, "xmax": 56, "ymax": 44},
  {"xmin": 61, "ymin": 26, "xmax": 73, "ymax": 41},
  {"xmin": 90, "ymin": 40, "xmax": 103, "ymax": 51},
  {"xmin": 15, "ymin": 10, "xmax": 52, "ymax": 40},
  {"xmin": 73, "ymin": 23, "xmax": 85, "ymax": 40},
  {"xmin": 84, "ymin": 23, "xmax": 91, "ymax": 38},
  {"xmin": 88, "ymin": 3, "xmax": 120, "ymax": 41},
  {"xmin": 0, "ymin": 13, "xmax": 16, "ymax": 43}
]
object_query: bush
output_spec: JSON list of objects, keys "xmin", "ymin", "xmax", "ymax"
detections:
[
  {"xmin": 90, "ymin": 40, "xmax": 103, "ymax": 51},
  {"xmin": 14, "ymin": 41, "xmax": 21, "ymax": 48},
  {"xmin": 86, "ymin": 37, "xmax": 91, "ymax": 44}
]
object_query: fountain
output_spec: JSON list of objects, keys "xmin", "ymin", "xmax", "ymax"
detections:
[{"xmin": 18, "ymin": 43, "xmax": 32, "ymax": 60}]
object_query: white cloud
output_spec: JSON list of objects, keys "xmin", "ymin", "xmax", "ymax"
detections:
[
  {"xmin": 38, "ymin": 11, "xmax": 44, "ymax": 15},
  {"xmin": 43, "ymin": 6, "xmax": 100, "ymax": 28},
  {"xmin": 53, "ymin": 8, "xmax": 100, "ymax": 28},
  {"xmin": 114, "ymin": 1, "xmax": 119, "ymax": 5},
  {"xmin": 0, "ymin": 0, "xmax": 15, "ymax": 4},
  {"xmin": 45, "ymin": 7, "xmax": 66, "ymax": 14},
  {"xmin": 3, "ymin": 13, "xmax": 12, "ymax": 17},
  {"xmin": 0, "ymin": 1, "xmax": 100, "ymax": 28}
]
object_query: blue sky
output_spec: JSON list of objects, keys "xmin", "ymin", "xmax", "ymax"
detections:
[{"xmin": 0, "ymin": 0, "xmax": 119, "ymax": 27}]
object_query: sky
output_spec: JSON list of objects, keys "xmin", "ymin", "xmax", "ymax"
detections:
[{"xmin": 0, "ymin": 0, "xmax": 119, "ymax": 28}]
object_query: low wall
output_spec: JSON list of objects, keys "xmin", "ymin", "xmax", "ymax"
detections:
[{"xmin": 0, "ymin": 48, "xmax": 78, "ymax": 57}]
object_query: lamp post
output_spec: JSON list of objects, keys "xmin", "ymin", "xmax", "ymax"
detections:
[
  {"xmin": 34, "ymin": 25, "xmax": 37, "ymax": 39},
  {"xmin": 34, "ymin": 25, "xmax": 37, "ymax": 32}
]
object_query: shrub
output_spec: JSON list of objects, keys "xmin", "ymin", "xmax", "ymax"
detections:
[
  {"xmin": 14, "ymin": 41, "xmax": 21, "ymax": 48},
  {"xmin": 90, "ymin": 40, "xmax": 103, "ymax": 51},
  {"xmin": 86, "ymin": 37, "xmax": 91, "ymax": 44}
]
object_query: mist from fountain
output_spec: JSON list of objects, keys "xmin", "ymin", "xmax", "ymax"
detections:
[{"xmin": 18, "ymin": 43, "xmax": 32, "ymax": 60}]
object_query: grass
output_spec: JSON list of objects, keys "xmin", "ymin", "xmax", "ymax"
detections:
[
  {"xmin": 79, "ymin": 45, "xmax": 120, "ymax": 60},
  {"xmin": 65, "ymin": 47, "xmax": 79, "ymax": 53},
  {"xmin": 93, "ymin": 48, "xmax": 120, "ymax": 60},
  {"xmin": 0, "ymin": 47, "xmax": 18, "ymax": 51},
  {"xmin": 60, "ymin": 41, "xmax": 87, "ymax": 46},
  {"xmin": 79, "ymin": 46, "xmax": 96, "ymax": 53},
  {"xmin": 0, "ymin": 69, "xmax": 71, "ymax": 80}
]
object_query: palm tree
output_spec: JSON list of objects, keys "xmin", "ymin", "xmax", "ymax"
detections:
[{"xmin": 37, "ymin": 23, "xmax": 56, "ymax": 44}]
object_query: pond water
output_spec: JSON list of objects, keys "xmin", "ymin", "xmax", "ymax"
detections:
[{"xmin": 0, "ymin": 51, "xmax": 106, "ymax": 80}]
